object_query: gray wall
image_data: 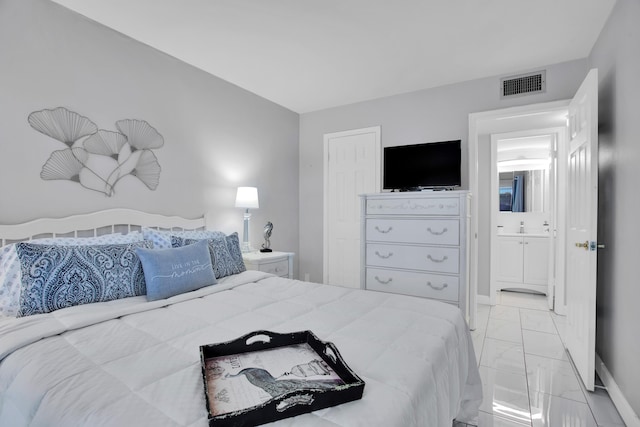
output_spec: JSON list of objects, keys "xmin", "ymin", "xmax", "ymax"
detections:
[
  {"xmin": 299, "ymin": 60, "xmax": 587, "ymax": 285},
  {"xmin": 0, "ymin": 0, "xmax": 299, "ymax": 264},
  {"xmin": 589, "ymin": 0, "xmax": 640, "ymax": 415}
]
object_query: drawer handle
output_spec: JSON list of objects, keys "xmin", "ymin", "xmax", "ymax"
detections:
[
  {"xmin": 427, "ymin": 254, "xmax": 448, "ymax": 263},
  {"xmin": 374, "ymin": 226, "xmax": 393, "ymax": 234},
  {"xmin": 427, "ymin": 227, "xmax": 448, "ymax": 236},
  {"xmin": 374, "ymin": 276, "xmax": 392, "ymax": 285},
  {"xmin": 374, "ymin": 251, "xmax": 393, "ymax": 259},
  {"xmin": 426, "ymin": 281, "xmax": 448, "ymax": 291}
]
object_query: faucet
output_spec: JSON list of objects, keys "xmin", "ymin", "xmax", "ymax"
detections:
[{"xmin": 519, "ymin": 221, "xmax": 525, "ymax": 234}]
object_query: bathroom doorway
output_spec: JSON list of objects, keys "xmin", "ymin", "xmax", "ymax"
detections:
[
  {"xmin": 468, "ymin": 100, "xmax": 570, "ymax": 315},
  {"xmin": 489, "ymin": 129, "xmax": 565, "ymax": 312}
]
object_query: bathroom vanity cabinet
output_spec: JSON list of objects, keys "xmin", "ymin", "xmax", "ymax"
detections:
[{"xmin": 495, "ymin": 234, "xmax": 549, "ymax": 295}]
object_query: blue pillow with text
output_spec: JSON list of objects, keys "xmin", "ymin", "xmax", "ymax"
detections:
[{"xmin": 136, "ymin": 239, "xmax": 216, "ymax": 301}]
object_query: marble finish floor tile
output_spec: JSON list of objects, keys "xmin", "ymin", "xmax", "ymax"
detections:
[
  {"xmin": 525, "ymin": 354, "xmax": 586, "ymax": 403},
  {"xmin": 522, "ymin": 329, "xmax": 567, "ymax": 360},
  {"xmin": 478, "ymin": 366, "xmax": 531, "ymax": 426},
  {"xmin": 480, "ymin": 338, "xmax": 526, "ymax": 375},
  {"xmin": 489, "ymin": 305, "xmax": 521, "ymax": 322},
  {"xmin": 473, "ymin": 293, "xmax": 623, "ymax": 427},
  {"xmin": 582, "ymin": 386, "xmax": 627, "ymax": 426},
  {"xmin": 486, "ymin": 318, "xmax": 523, "ymax": 344},
  {"xmin": 478, "ymin": 292, "xmax": 625, "ymax": 427},
  {"xmin": 519, "ymin": 309, "xmax": 556, "ymax": 334},
  {"xmin": 476, "ymin": 411, "xmax": 531, "ymax": 426},
  {"xmin": 529, "ymin": 391, "xmax": 597, "ymax": 427},
  {"xmin": 477, "ymin": 303, "xmax": 491, "ymax": 325}
]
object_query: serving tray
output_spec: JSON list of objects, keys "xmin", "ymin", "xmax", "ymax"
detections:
[{"xmin": 200, "ymin": 330, "xmax": 365, "ymax": 427}]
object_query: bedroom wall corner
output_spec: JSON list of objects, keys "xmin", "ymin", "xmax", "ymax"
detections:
[{"xmin": 0, "ymin": 0, "xmax": 300, "ymax": 269}]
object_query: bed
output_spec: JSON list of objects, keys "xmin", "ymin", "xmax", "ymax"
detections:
[{"xmin": 0, "ymin": 209, "xmax": 481, "ymax": 427}]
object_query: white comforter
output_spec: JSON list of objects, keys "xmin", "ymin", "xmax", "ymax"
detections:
[{"xmin": 0, "ymin": 271, "xmax": 481, "ymax": 427}]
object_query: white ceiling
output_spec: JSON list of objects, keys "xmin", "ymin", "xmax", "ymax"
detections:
[{"xmin": 51, "ymin": 0, "xmax": 616, "ymax": 113}]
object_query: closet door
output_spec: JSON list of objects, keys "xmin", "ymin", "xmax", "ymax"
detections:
[{"xmin": 323, "ymin": 127, "xmax": 380, "ymax": 288}]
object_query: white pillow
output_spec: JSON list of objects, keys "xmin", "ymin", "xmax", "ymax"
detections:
[
  {"xmin": 0, "ymin": 232, "xmax": 144, "ymax": 317},
  {"xmin": 142, "ymin": 227, "xmax": 225, "ymax": 249}
]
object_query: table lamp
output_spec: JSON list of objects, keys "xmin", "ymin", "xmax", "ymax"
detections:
[{"xmin": 235, "ymin": 186, "xmax": 259, "ymax": 252}]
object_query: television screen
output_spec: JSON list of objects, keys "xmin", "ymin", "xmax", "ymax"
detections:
[{"xmin": 383, "ymin": 140, "xmax": 461, "ymax": 190}]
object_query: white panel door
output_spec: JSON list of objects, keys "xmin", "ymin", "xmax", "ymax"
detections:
[
  {"xmin": 565, "ymin": 69, "xmax": 598, "ymax": 391},
  {"xmin": 324, "ymin": 127, "xmax": 380, "ymax": 287}
]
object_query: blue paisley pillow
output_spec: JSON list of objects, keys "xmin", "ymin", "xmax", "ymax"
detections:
[
  {"xmin": 224, "ymin": 232, "xmax": 246, "ymax": 274},
  {"xmin": 183, "ymin": 232, "xmax": 245, "ymax": 279},
  {"xmin": 15, "ymin": 241, "xmax": 152, "ymax": 317}
]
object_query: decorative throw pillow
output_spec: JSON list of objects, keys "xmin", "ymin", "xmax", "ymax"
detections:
[
  {"xmin": 142, "ymin": 228, "xmax": 225, "ymax": 249},
  {"xmin": 182, "ymin": 236, "xmax": 232, "ymax": 279},
  {"xmin": 15, "ymin": 241, "xmax": 152, "ymax": 317},
  {"xmin": 0, "ymin": 244, "xmax": 21, "ymax": 317},
  {"xmin": 29, "ymin": 231, "xmax": 143, "ymax": 246},
  {"xmin": 224, "ymin": 232, "xmax": 246, "ymax": 275},
  {"xmin": 170, "ymin": 235, "xmax": 186, "ymax": 248},
  {"xmin": 0, "ymin": 232, "xmax": 144, "ymax": 317},
  {"xmin": 136, "ymin": 239, "xmax": 216, "ymax": 301}
]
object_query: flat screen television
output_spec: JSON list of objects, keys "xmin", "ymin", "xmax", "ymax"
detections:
[{"xmin": 383, "ymin": 140, "xmax": 461, "ymax": 190}]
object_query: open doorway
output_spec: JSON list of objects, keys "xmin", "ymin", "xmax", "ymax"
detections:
[
  {"xmin": 468, "ymin": 101, "xmax": 569, "ymax": 314},
  {"xmin": 489, "ymin": 129, "xmax": 565, "ymax": 312}
]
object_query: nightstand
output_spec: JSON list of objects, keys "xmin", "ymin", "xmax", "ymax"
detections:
[{"xmin": 242, "ymin": 251, "xmax": 294, "ymax": 279}]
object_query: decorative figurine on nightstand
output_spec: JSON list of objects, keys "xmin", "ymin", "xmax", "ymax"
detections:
[{"xmin": 260, "ymin": 221, "xmax": 273, "ymax": 252}]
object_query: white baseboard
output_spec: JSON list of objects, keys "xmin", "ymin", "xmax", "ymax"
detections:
[
  {"xmin": 595, "ymin": 353, "xmax": 640, "ymax": 427},
  {"xmin": 476, "ymin": 295, "xmax": 491, "ymax": 306}
]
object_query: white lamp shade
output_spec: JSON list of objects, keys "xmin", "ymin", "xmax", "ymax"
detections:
[{"xmin": 235, "ymin": 187, "xmax": 259, "ymax": 209}]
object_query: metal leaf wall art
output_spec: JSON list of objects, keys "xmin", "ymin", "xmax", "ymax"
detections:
[{"xmin": 28, "ymin": 107, "xmax": 163, "ymax": 196}]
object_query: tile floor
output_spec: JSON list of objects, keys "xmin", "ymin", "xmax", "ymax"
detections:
[{"xmin": 455, "ymin": 291, "xmax": 626, "ymax": 427}]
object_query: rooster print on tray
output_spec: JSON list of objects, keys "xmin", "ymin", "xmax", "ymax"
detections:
[{"xmin": 28, "ymin": 107, "xmax": 163, "ymax": 196}]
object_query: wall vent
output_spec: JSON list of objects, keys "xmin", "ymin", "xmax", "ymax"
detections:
[{"xmin": 500, "ymin": 70, "xmax": 546, "ymax": 98}]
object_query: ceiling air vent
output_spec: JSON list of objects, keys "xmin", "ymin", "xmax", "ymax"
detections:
[{"xmin": 500, "ymin": 70, "xmax": 546, "ymax": 98}]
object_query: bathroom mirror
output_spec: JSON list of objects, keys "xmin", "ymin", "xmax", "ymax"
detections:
[{"xmin": 498, "ymin": 169, "xmax": 548, "ymax": 213}]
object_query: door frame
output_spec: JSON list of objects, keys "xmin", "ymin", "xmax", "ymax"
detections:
[
  {"xmin": 323, "ymin": 126, "xmax": 381, "ymax": 285},
  {"xmin": 488, "ymin": 128, "xmax": 565, "ymax": 309},
  {"xmin": 468, "ymin": 101, "xmax": 569, "ymax": 307}
]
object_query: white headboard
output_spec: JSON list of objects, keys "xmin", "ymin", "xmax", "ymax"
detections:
[{"xmin": 0, "ymin": 209, "xmax": 207, "ymax": 246}]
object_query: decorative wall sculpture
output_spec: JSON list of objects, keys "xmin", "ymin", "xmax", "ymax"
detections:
[{"xmin": 28, "ymin": 107, "xmax": 163, "ymax": 196}]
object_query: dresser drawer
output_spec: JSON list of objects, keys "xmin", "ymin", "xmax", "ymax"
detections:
[
  {"xmin": 366, "ymin": 197, "xmax": 460, "ymax": 216},
  {"xmin": 366, "ymin": 268, "xmax": 459, "ymax": 302},
  {"xmin": 366, "ymin": 218, "xmax": 459, "ymax": 245},
  {"xmin": 366, "ymin": 243, "xmax": 459, "ymax": 274},
  {"xmin": 256, "ymin": 258, "xmax": 289, "ymax": 277}
]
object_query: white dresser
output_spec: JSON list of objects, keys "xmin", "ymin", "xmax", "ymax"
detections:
[{"xmin": 360, "ymin": 191, "xmax": 471, "ymax": 322}]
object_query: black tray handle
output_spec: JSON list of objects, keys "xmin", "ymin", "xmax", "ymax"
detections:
[
  {"xmin": 244, "ymin": 330, "xmax": 275, "ymax": 346},
  {"xmin": 323, "ymin": 342, "xmax": 339, "ymax": 364}
]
